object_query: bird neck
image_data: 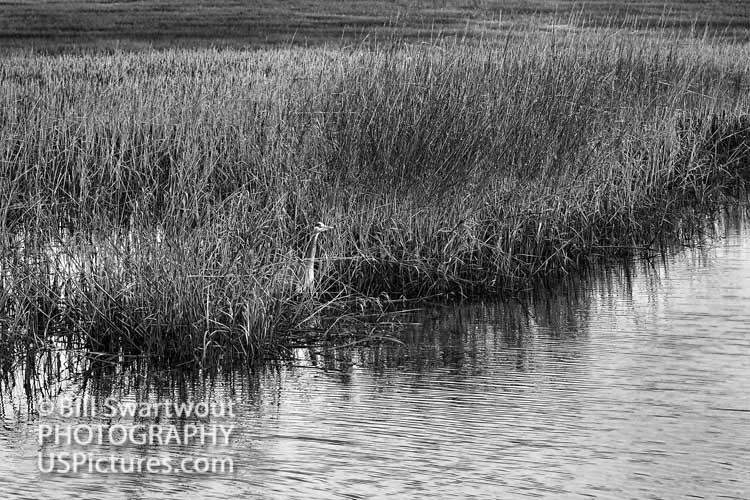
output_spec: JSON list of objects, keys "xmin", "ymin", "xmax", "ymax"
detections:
[
  {"xmin": 305, "ymin": 232, "xmax": 320, "ymax": 262},
  {"xmin": 300, "ymin": 231, "xmax": 320, "ymax": 293}
]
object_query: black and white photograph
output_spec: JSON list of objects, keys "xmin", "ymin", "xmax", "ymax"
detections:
[{"xmin": 0, "ymin": 1, "xmax": 748, "ymax": 498}]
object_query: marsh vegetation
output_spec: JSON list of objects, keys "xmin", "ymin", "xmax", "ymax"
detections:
[
  {"xmin": 1, "ymin": 20, "xmax": 749, "ymax": 367},
  {"xmin": 2, "ymin": 0, "xmax": 749, "ymax": 51}
]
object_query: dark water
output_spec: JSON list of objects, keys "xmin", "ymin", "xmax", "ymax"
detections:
[{"xmin": 1, "ymin": 221, "xmax": 749, "ymax": 499}]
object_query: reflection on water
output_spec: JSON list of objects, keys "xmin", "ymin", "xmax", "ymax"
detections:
[{"xmin": 1, "ymin": 219, "xmax": 749, "ymax": 499}]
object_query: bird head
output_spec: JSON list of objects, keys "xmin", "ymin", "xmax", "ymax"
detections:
[{"xmin": 313, "ymin": 222, "xmax": 333, "ymax": 234}]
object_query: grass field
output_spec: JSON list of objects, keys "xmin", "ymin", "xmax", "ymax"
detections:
[
  {"xmin": 1, "ymin": 0, "xmax": 750, "ymax": 52},
  {"xmin": 1, "ymin": 4, "xmax": 749, "ymax": 368}
]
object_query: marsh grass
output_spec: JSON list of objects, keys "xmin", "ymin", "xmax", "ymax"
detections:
[
  {"xmin": 2, "ymin": 0, "xmax": 750, "ymax": 52},
  {"xmin": 1, "ymin": 24, "xmax": 749, "ymax": 367}
]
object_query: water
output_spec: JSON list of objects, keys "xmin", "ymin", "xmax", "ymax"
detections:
[{"xmin": 1, "ymin": 220, "xmax": 749, "ymax": 499}]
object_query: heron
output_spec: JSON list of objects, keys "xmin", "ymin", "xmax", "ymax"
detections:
[{"xmin": 297, "ymin": 221, "xmax": 334, "ymax": 294}]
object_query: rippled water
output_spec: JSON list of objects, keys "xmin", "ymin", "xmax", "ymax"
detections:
[{"xmin": 1, "ymin": 220, "xmax": 749, "ymax": 499}]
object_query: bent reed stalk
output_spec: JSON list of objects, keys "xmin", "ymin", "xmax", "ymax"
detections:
[{"xmin": 1, "ymin": 23, "xmax": 749, "ymax": 366}]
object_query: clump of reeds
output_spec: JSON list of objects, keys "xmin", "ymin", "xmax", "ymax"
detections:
[{"xmin": 1, "ymin": 23, "xmax": 749, "ymax": 367}]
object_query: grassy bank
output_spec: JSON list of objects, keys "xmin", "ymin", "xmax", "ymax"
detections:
[
  {"xmin": 1, "ymin": 25, "xmax": 749, "ymax": 366},
  {"xmin": 2, "ymin": 0, "xmax": 750, "ymax": 52}
]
